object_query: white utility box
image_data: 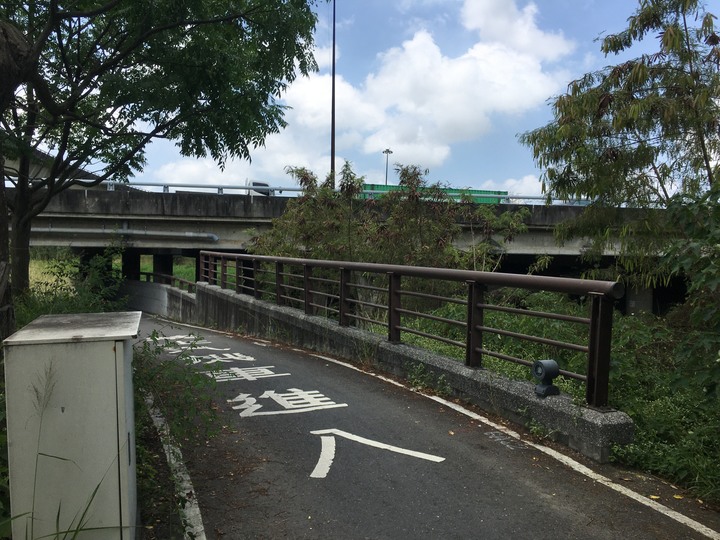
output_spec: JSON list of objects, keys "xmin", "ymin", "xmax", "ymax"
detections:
[{"xmin": 3, "ymin": 311, "xmax": 142, "ymax": 539}]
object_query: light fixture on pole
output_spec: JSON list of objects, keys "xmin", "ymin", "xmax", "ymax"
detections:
[{"xmin": 383, "ymin": 148, "xmax": 393, "ymax": 185}]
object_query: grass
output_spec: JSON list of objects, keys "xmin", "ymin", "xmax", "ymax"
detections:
[{"xmin": 139, "ymin": 255, "xmax": 196, "ymax": 282}]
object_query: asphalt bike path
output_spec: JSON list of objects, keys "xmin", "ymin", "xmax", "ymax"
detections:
[{"xmin": 138, "ymin": 315, "xmax": 720, "ymax": 540}]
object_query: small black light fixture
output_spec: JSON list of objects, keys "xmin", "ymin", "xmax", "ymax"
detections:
[{"xmin": 532, "ymin": 359, "xmax": 560, "ymax": 397}]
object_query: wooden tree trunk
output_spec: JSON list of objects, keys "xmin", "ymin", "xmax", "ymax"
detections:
[
  {"xmin": 0, "ymin": 20, "xmax": 31, "ymax": 341},
  {"xmin": 0, "ymin": 156, "xmax": 15, "ymax": 342},
  {"xmin": 9, "ymin": 209, "xmax": 31, "ymax": 295}
]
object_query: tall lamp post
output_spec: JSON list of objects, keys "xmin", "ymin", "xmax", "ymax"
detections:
[
  {"xmin": 330, "ymin": 0, "xmax": 337, "ymax": 187},
  {"xmin": 383, "ymin": 148, "xmax": 393, "ymax": 185}
]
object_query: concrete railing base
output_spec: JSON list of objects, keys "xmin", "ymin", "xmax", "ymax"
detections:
[{"xmin": 123, "ymin": 280, "xmax": 634, "ymax": 463}]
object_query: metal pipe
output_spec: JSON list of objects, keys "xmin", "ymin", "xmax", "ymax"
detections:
[{"xmin": 30, "ymin": 227, "xmax": 219, "ymax": 242}]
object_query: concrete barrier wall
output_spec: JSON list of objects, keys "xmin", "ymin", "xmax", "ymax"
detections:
[
  {"xmin": 122, "ymin": 280, "xmax": 196, "ymax": 322},
  {"xmin": 123, "ymin": 280, "xmax": 634, "ymax": 463}
]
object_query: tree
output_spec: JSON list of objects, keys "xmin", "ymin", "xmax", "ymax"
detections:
[
  {"xmin": 252, "ymin": 162, "xmax": 528, "ymax": 271},
  {"xmin": 520, "ymin": 0, "xmax": 720, "ymax": 397},
  {"xmin": 519, "ymin": 0, "xmax": 720, "ymax": 283},
  {"xmin": 0, "ymin": 0, "xmax": 320, "ymax": 339},
  {"xmin": 252, "ymin": 161, "xmax": 369, "ymax": 261},
  {"xmin": 250, "ymin": 163, "xmax": 529, "ymax": 325}
]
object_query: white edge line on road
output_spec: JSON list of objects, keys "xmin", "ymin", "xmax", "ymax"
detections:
[
  {"xmin": 311, "ymin": 353, "xmax": 720, "ymax": 540},
  {"xmin": 145, "ymin": 394, "xmax": 207, "ymax": 540}
]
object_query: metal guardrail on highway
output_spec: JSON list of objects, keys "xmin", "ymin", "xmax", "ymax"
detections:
[
  {"xmin": 198, "ymin": 251, "xmax": 623, "ymax": 407},
  {"xmin": 106, "ymin": 181, "xmax": 592, "ymax": 206}
]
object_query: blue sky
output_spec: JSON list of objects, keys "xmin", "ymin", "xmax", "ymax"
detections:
[{"xmin": 141, "ymin": 0, "xmax": 653, "ymax": 196}]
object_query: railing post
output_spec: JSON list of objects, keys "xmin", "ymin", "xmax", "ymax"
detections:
[
  {"xmin": 253, "ymin": 260, "xmax": 262, "ymax": 299},
  {"xmin": 466, "ymin": 281, "xmax": 484, "ymax": 368},
  {"xmin": 388, "ymin": 272, "xmax": 401, "ymax": 342},
  {"xmin": 209, "ymin": 255, "xmax": 217, "ymax": 285},
  {"xmin": 198, "ymin": 253, "xmax": 206, "ymax": 281},
  {"xmin": 304, "ymin": 264, "xmax": 313, "ymax": 315},
  {"xmin": 220, "ymin": 257, "xmax": 228, "ymax": 289},
  {"xmin": 339, "ymin": 268, "xmax": 351, "ymax": 327},
  {"xmin": 587, "ymin": 293, "xmax": 614, "ymax": 407},
  {"xmin": 235, "ymin": 258, "xmax": 241, "ymax": 294},
  {"xmin": 275, "ymin": 262, "xmax": 283, "ymax": 305}
]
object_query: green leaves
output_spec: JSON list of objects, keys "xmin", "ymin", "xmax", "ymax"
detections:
[
  {"xmin": 520, "ymin": 0, "xmax": 720, "ymax": 287},
  {"xmin": 251, "ymin": 163, "xmax": 527, "ymax": 273},
  {"xmin": 1, "ymin": 0, "xmax": 319, "ymax": 200},
  {"xmin": 1, "ymin": 0, "xmax": 320, "ymax": 294}
]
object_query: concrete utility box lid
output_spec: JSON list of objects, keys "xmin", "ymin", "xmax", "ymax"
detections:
[{"xmin": 3, "ymin": 311, "xmax": 142, "ymax": 346}]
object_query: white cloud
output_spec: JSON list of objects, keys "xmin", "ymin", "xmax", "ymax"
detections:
[
  {"xmin": 460, "ymin": 0, "xmax": 574, "ymax": 62},
  {"xmin": 483, "ymin": 173, "xmax": 544, "ymax": 196},
  {"xmin": 355, "ymin": 23, "xmax": 570, "ymax": 166},
  {"xmin": 144, "ymin": 0, "xmax": 576, "ymax": 189}
]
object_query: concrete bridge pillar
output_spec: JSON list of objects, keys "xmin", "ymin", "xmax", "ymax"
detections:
[
  {"xmin": 122, "ymin": 250, "xmax": 141, "ymax": 281},
  {"xmin": 153, "ymin": 254, "xmax": 173, "ymax": 284},
  {"xmin": 626, "ymin": 286, "xmax": 653, "ymax": 314}
]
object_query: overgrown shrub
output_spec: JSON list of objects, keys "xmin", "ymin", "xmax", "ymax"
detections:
[
  {"xmin": 133, "ymin": 331, "xmax": 219, "ymax": 445},
  {"xmin": 132, "ymin": 331, "xmax": 220, "ymax": 538}
]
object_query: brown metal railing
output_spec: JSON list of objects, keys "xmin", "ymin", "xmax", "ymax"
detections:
[{"xmin": 198, "ymin": 251, "xmax": 624, "ymax": 407}]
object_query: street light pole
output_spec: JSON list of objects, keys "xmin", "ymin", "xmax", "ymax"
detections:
[
  {"xmin": 383, "ymin": 148, "xmax": 393, "ymax": 185},
  {"xmin": 330, "ymin": 0, "xmax": 336, "ymax": 187}
]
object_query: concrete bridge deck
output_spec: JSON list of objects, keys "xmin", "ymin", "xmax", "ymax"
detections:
[{"xmin": 17, "ymin": 187, "xmax": 608, "ymax": 256}]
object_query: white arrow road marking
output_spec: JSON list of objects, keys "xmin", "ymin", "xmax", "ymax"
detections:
[
  {"xmin": 310, "ymin": 435, "xmax": 337, "ymax": 478},
  {"xmin": 310, "ymin": 428, "xmax": 445, "ymax": 478}
]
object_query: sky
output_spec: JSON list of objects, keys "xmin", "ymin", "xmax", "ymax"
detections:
[{"xmin": 140, "ymin": 0, "xmax": 653, "ymax": 196}]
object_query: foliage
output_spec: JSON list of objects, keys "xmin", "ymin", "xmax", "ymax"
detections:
[
  {"xmin": 133, "ymin": 331, "xmax": 220, "ymax": 445},
  {"xmin": 609, "ymin": 311, "xmax": 720, "ymax": 502},
  {"xmin": 406, "ymin": 289, "xmax": 720, "ymax": 501},
  {"xmin": 367, "ymin": 165, "xmax": 465, "ymax": 268},
  {"xmin": 405, "ymin": 362, "xmax": 452, "ymax": 396},
  {"xmin": 0, "ymin": 0, "xmax": 320, "ymax": 293},
  {"xmin": 517, "ymin": 1, "xmax": 720, "ymax": 496},
  {"xmin": 519, "ymin": 0, "xmax": 720, "ymax": 285},
  {"xmin": 251, "ymin": 163, "xmax": 530, "ymax": 323},
  {"xmin": 662, "ymin": 188, "xmax": 720, "ymax": 398},
  {"xmin": 14, "ymin": 247, "xmax": 127, "ymax": 328},
  {"xmin": 253, "ymin": 161, "xmax": 369, "ymax": 261},
  {"xmin": 252, "ymin": 162, "xmax": 528, "ymax": 272},
  {"xmin": 132, "ymin": 330, "xmax": 220, "ymax": 536}
]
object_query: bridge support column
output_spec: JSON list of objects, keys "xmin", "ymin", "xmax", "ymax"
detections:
[
  {"xmin": 626, "ymin": 286, "xmax": 653, "ymax": 314},
  {"xmin": 122, "ymin": 250, "xmax": 141, "ymax": 281},
  {"xmin": 153, "ymin": 254, "xmax": 173, "ymax": 284}
]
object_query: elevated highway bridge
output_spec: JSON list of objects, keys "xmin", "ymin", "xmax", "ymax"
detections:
[
  {"xmin": 9, "ymin": 184, "xmax": 655, "ymax": 311},
  {"xmin": 17, "ymin": 184, "xmax": 606, "ymax": 255}
]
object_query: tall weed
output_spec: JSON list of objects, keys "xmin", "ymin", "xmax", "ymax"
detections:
[{"xmin": 132, "ymin": 331, "xmax": 220, "ymax": 538}]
